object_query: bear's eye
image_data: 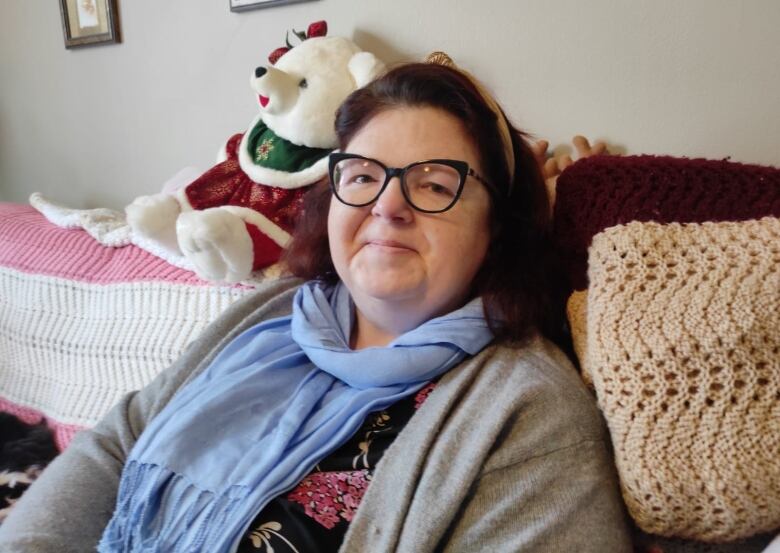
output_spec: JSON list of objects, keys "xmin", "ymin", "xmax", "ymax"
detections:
[{"xmin": 299, "ymin": 78, "xmax": 308, "ymax": 89}]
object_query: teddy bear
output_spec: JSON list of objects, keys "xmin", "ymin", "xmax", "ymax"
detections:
[{"xmin": 125, "ymin": 21, "xmax": 385, "ymax": 283}]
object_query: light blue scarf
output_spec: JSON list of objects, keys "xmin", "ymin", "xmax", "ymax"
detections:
[{"xmin": 99, "ymin": 281, "xmax": 493, "ymax": 552}]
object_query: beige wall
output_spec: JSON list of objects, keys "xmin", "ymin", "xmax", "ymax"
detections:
[{"xmin": 1, "ymin": 0, "xmax": 778, "ymax": 209}]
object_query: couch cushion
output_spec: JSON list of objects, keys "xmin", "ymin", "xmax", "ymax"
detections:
[
  {"xmin": 585, "ymin": 216, "xmax": 779, "ymax": 541},
  {"xmin": 554, "ymin": 156, "xmax": 780, "ymax": 542}
]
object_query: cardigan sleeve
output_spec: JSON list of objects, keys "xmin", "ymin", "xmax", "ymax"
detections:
[
  {"xmin": 437, "ymin": 344, "xmax": 633, "ymax": 552},
  {"xmin": 340, "ymin": 339, "xmax": 633, "ymax": 553},
  {"xmin": 0, "ymin": 278, "xmax": 300, "ymax": 553},
  {"xmin": 440, "ymin": 436, "xmax": 633, "ymax": 552}
]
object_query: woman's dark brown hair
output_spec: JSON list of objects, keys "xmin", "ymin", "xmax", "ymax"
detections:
[{"xmin": 285, "ymin": 62, "xmax": 567, "ymax": 345}]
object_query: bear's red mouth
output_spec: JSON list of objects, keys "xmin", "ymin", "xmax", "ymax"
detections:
[{"xmin": 258, "ymin": 95, "xmax": 269, "ymax": 108}]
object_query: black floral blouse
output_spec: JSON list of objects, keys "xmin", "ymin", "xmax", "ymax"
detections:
[{"xmin": 238, "ymin": 381, "xmax": 438, "ymax": 552}]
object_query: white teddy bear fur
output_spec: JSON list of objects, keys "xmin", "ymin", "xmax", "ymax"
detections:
[{"xmin": 124, "ymin": 36, "xmax": 385, "ymax": 283}]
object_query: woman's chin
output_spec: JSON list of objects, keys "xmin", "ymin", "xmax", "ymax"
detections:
[
  {"xmin": 359, "ymin": 244, "xmax": 417, "ymax": 266},
  {"xmin": 350, "ymin": 273, "xmax": 424, "ymax": 305}
]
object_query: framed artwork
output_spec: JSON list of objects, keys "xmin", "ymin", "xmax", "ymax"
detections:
[
  {"xmin": 59, "ymin": 0, "xmax": 120, "ymax": 49},
  {"xmin": 229, "ymin": 0, "xmax": 319, "ymax": 12}
]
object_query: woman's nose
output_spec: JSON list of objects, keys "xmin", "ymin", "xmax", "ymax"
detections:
[{"xmin": 371, "ymin": 177, "xmax": 413, "ymax": 222}]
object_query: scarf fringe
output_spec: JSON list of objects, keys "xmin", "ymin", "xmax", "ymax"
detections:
[
  {"xmin": 99, "ymin": 283, "xmax": 494, "ymax": 551},
  {"xmin": 98, "ymin": 461, "xmax": 249, "ymax": 553}
]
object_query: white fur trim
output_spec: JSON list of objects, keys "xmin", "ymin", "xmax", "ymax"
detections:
[
  {"xmin": 237, "ymin": 114, "xmax": 329, "ymax": 189},
  {"xmin": 131, "ymin": 232, "xmax": 192, "ymax": 271},
  {"xmin": 176, "ymin": 209, "xmax": 255, "ymax": 283},
  {"xmin": 30, "ymin": 193, "xmax": 131, "ymax": 247},
  {"xmin": 125, "ymin": 193, "xmax": 182, "ymax": 256},
  {"xmin": 220, "ymin": 205, "xmax": 292, "ymax": 248},
  {"xmin": 174, "ymin": 187, "xmax": 193, "ymax": 211},
  {"xmin": 26, "ymin": 194, "xmax": 277, "ymax": 286}
]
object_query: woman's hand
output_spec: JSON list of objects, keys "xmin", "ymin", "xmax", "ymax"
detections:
[
  {"xmin": 532, "ymin": 135, "xmax": 609, "ymax": 210},
  {"xmin": 532, "ymin": 135, "xmax": 608, "ymax": 180}
]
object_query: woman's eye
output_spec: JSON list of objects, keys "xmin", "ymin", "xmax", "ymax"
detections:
[
  {"xmin": 422, "ymin": 182, "xmax": 455, "ymax": 196},
  {"xmin": 346, "ymin": 174, "xmax": 377, "ymax": 186}
]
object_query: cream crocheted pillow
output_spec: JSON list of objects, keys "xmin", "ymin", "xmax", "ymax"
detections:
[{"xmin": 571, "ymin": 216, "xmax": 780, "ymax": 542}]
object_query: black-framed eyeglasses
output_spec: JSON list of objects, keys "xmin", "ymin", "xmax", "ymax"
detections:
[{"xmin": 328, "ymin": 153, "xmax": 495, "ymax": 213}]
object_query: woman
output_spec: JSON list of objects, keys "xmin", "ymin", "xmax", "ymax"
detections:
[{"xmin": 0, "ymin": 60, "xmax": 631, "ymax": 552}]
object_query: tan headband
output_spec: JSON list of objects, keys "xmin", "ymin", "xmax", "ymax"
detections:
[{"xmin": 426, "ymin": 51, "xmax": 516, "ymax": 181}]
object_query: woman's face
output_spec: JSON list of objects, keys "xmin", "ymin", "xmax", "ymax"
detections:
[{"xmin": 327, "ymin": 106, "xmax": 492, "ymax": 331}]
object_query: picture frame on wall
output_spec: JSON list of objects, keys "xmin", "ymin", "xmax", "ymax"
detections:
[
  {"xmin": 59, "ymin": 0, "xmax": 120, "ymax": 49},
  {"xmin": 229, "ymin": 0, "xmax": 319, "ymax": 12}
]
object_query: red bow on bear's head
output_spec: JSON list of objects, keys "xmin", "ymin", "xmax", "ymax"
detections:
[{"xmin": 268, "ymin": 20, "xmax": 328, "ymax": 65}]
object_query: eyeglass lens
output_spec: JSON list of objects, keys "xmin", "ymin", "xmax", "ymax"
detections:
[{"xmin": 332, "ymin": 158, "xmax": 462, "ymax": 212}]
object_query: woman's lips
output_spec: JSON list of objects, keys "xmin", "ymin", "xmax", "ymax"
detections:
[{"xmin": 365, "ymin": 239, "xmax": 414, "ymax": 252}]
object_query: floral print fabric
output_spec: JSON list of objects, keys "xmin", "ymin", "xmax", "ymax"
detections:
[
  {"xmin": 286, "ymin": 470, "xmax": 371, "ymax": 530},
  {"xmin": 238, "ymin": 380, "xmax": 437, "ymax": 552}
]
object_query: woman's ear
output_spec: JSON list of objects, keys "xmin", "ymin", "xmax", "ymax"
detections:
[{"xmin": 349, "ymin": 52, "xmax": 386, "ymax": 88}]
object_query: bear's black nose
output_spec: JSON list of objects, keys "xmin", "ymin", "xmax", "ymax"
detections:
[{"xmin": 255, "ymin": 66, "xmax": 267, "ymax": 78}]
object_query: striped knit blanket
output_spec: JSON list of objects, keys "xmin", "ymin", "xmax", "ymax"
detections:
[{"xmin": 0, "ymin": 203, "xmax": 260, "ymax": 450}]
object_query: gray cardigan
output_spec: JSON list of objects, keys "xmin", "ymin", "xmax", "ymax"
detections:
[{"xmin": 0, "ymin": 278, "xmax": 632, "ymax": 552}]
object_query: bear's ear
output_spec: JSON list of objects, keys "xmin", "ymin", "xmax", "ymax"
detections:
[{"xmin": 348, "ymin": 52, "xmax": 386, "ymax": 88}]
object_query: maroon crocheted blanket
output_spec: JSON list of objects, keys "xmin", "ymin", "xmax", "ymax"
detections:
[{"xmin": 553, "ymin": 155, "xmax": 780, "ymax": 291}]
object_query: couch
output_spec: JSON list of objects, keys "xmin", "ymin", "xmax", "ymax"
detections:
[{"xmin": 1, "ymin": 154, "xmax": 778, "ymax": 551}]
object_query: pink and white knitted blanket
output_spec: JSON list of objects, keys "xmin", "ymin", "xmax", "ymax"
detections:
[{"xmin": 0, "ymin": 203, "xmax": 259, "ymax": 449}]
